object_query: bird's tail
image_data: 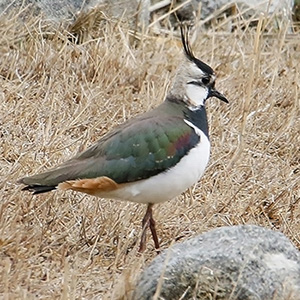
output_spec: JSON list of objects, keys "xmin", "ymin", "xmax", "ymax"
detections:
[
  {"xmin": 18, "ymin": 169, "xmax": 66, "ymax": 194},
  {"xmin": 18, "ymin": 163, "xmax": 80, "ymax": 195},
  {"xmin": 18, "ymin": 157, "xmax": 101, "ymax": 195},
  {"xmin": 20, "ymin": 183, "xmax": 56, "ymax": 194}
]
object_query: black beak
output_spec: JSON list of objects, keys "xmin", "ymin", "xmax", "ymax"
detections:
[{"xmin": 210, "ymin": 88, "xmax": 228, "ymax": 103}]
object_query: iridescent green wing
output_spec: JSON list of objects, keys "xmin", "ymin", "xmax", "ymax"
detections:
[
  {"xmin": 74, "ymin": 116, "xmax": 200, "ymax": 183},
  {"xmin": 19, "ymin": 116, "xmax": 200, "ymax": 190}
]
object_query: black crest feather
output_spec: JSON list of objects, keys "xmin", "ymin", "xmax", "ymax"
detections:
[{"xmin": 180, "ymin": 25, "xmax": 214, "ymax": 76}]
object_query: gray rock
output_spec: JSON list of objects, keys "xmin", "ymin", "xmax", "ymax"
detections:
[
  {"xmin": 133, "ymin": 225, "xmax": 300, "ymax": 300},
  {"xmin": 199, "ymin": 0, "xmax": 294, "ymax": 21},
  {"xmin": 150, "ymin": 0, "xmax": 294, "ymax": 26},
  {"xmin": 0, "ymin": 0, "xmax": 294, "ymax": 30},
  {"xmin": 0, "ymin": 0, "xmax": 90, "ymax": 20},
  {"xmin": 0, "ymin": 0, "xmax": 150, "ymax": 27}
]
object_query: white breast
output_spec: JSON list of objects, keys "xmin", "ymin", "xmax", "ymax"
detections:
[{"xmin": 96, "ymin": 120, "xmax": 210, "ymax": 204}]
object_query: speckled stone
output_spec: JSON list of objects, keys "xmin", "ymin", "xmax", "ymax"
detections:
[
  {"xmin": 133, "ymin": 225, "xmax": 300, "ymax": 300},
  {"xmin": 0, "ymin": 0, "xmax": 150, "ymax": 26}
]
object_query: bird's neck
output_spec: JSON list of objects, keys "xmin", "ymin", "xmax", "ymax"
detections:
[
  {"xmin": 164, "ymin": 96, "xmax": 209, "ymax": 138},
  {"xmin": 185, "ymin": 105, "xmax": 209, "ymax": 138}
]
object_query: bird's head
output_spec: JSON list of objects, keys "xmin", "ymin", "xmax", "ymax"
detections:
[{"xmin": 169, "ymin": 26, "xmax": 228, "ymax": 110}]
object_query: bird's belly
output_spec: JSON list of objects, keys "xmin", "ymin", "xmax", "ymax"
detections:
[{"xmin": 95, "ymin": 132, "xmax": 210, "ymax": 204}]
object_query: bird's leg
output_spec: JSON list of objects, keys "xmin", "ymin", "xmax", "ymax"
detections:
[
  {"xmin": 149, "ymin": 210, "xmax": 160, "ymax": 252},
  {"xmin": 139, "ymin": 204, "xmax": 152, "ymax": 253},
  {"xmin": 138, "ymin": 204, "xmax": 160, "ymax": 253}
]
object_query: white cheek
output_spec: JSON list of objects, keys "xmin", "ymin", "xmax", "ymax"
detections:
[{"xmin": 186, "ymin": 84, "xmax": 208, "ymax": 107}]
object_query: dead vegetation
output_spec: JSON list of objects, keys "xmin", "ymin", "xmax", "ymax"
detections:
[{"xmin": 0, "ymin": 7, "xmax": 299, "ymax": 300}]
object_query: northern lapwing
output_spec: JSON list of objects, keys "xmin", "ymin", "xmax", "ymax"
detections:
[{"xmin": 18, "ymin": 27, "xmax": 228, "ymax": 252}]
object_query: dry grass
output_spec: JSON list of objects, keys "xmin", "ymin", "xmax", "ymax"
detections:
[{"xmin": 0, "ymin": 7, "xmax": 299, "ymax": 300}]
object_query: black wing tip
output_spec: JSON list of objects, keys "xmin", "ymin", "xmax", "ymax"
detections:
[
  {"xmin": 18, "ymin": 176, "xmax": 57, "ymax": 194},
  {"xmin": 20, "ymin": 184, "xmax": 57, "ymax": 195}
]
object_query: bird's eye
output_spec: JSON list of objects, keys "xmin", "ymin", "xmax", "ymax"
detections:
[{"xmin": 201, "ymin": 77, "xmax": 210, "ymax": 85}]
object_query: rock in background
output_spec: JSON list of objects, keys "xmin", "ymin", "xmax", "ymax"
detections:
[
  {"xmin": 0, "ymin": 0, "xmax": 150, "ymax": 27},
  {"xmin": 150, "ymin": 0, "xmax": 295, "ymax": 28},
  {"xmin": 133, "ymin": 225, "xmax": 300, "ymax": 300},
  {"xmin": 199, "ymin": 0, "xmax": 294, "ymax": 19},
  {"xmin": 0, "ymin": 1, "xmax": 295, "ymax": 27}
]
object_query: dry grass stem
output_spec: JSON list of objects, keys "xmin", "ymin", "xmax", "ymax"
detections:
[{"xmin": 0, "ymin": 7, "xmax": 299, "ymax": 300}]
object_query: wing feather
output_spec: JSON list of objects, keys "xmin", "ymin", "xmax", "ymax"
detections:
[{"xmin": 19, "ymin": 115, "xmax": 200, "ymax": 193}]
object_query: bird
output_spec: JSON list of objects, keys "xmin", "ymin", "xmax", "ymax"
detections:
[{"xmin": 18, "ymin": 27, "xmax": 228, "ymax": 252}]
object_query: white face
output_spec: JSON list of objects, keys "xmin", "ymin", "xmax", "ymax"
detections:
[
  {"xmin": 169, "ymin": 60, "xmax": 216, "ymax": 108},
  {"xmin": 186, "ymin": 84, "xmax": 208, "ymax": 108},
  {"xmin": 183, "ymin": 62, "xmax": 214, "ymax": 109}
]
